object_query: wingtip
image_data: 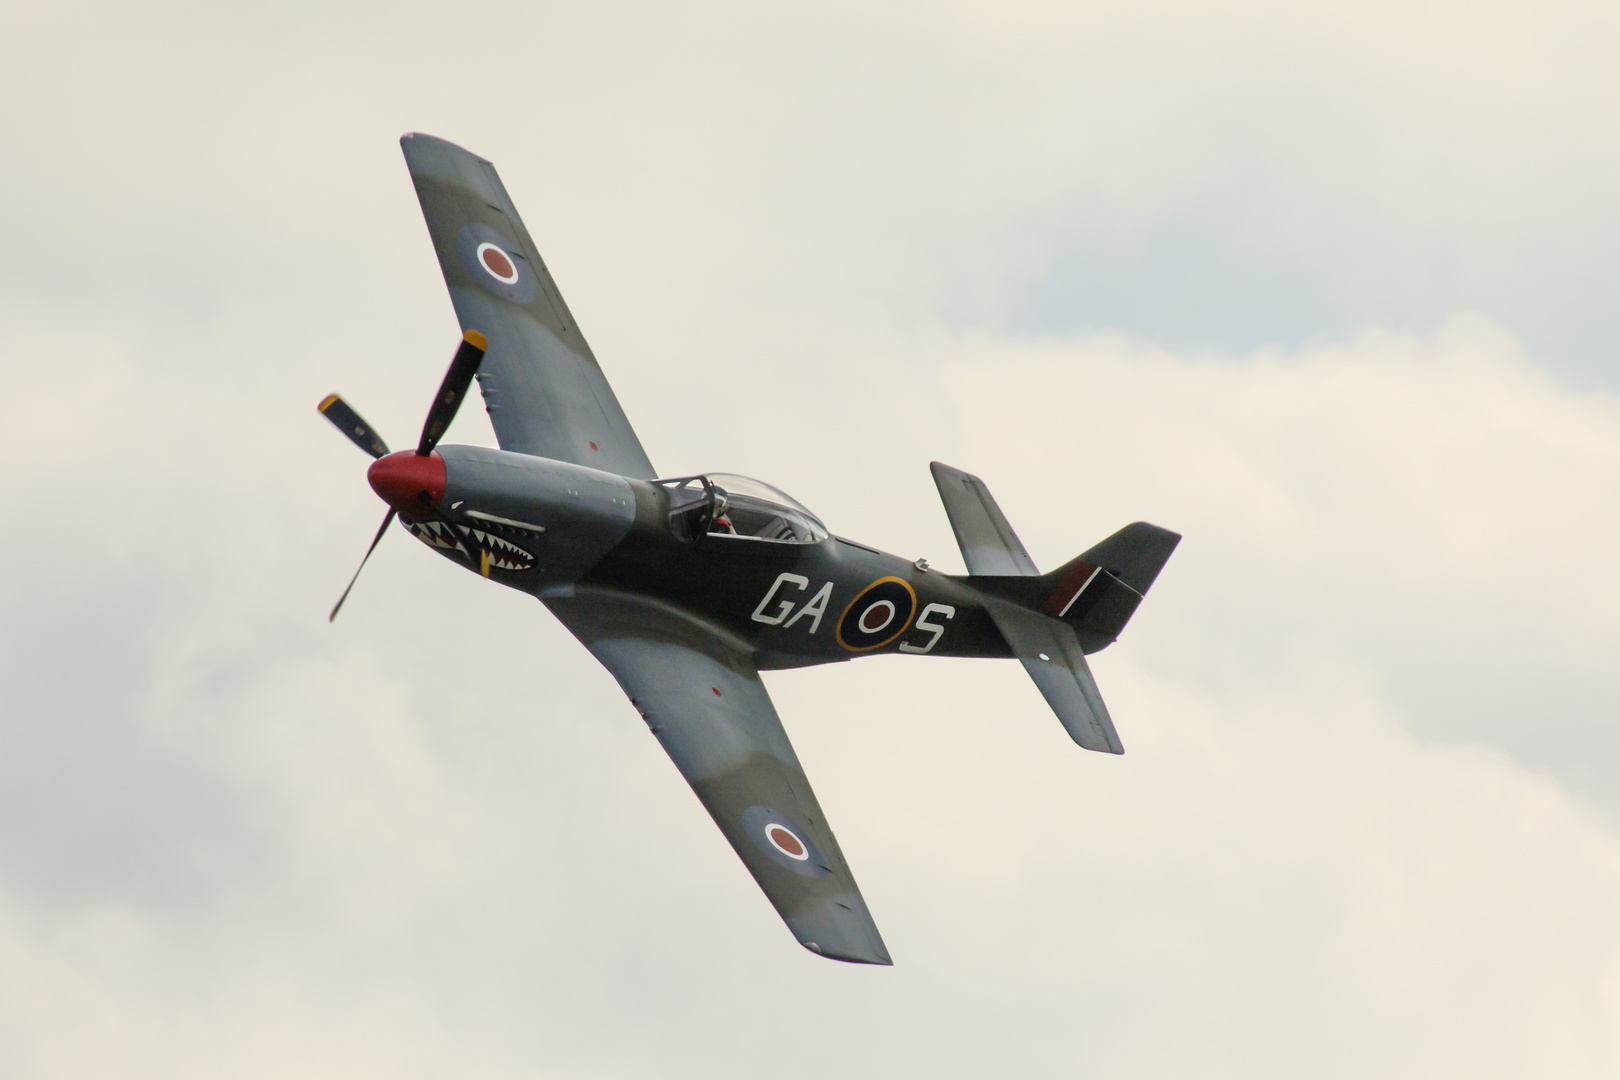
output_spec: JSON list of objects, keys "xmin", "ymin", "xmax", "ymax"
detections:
[
  {"xmin": 801, "ymin": 940, "xmax": 893, "ymax": 966},
  {"xmin": 929, "ymin": 460, "xmax": 977, "ymax": 485},
  {"xmin": 787, "ymin": 899, "xmax": 892, "ymax": 966},
  {"xmin": 399, "ymin": 131, "xmax": 492, "ymax": 163}
]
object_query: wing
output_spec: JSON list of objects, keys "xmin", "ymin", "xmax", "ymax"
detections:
[
  {"xmin": 545, "ymin": 588, "xmax": 892, "ymax": 965},
  {"xmin": 400, "ymin": 133, "xmax": 657, "ymax": 479}
]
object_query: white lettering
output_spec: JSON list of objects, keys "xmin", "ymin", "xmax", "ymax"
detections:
[
  {"xmin": 898, "ymin": 603, "xmax": 955, "ymax": 654},
  {"xmin": 751, "ymin": 573, "xmax": 809, "ymax": 625},
  {"xmin": 784, "ymin": 581, "xmax": 833, "ymax": 634}
]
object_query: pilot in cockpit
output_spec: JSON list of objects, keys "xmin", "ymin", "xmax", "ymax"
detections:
[
  {"xmin": 662, "ymin": 474, "xmax": 827, "ymax": 544},
  {"xmin": 709, "ymin": 493, "xmax": 737, "ymax": 535}
]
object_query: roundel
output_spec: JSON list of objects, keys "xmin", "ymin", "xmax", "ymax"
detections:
[
  {"xmin": 765, "ymin": 823, "xmax": 809, "ymax": 860},
  {"xmin": 742, "ymin": 806, "xmax": 828, "ymax": 878},
  {"xmin": 476, "ymin": 242, "xmax": 519, "ymax": 283},
  {"xmin": 835, "ymin": 576, "xmax": 917, "ymax": 652},
  {"xmin": 454, "ymin": 223, "xmax": 538, "ymax": 305}
]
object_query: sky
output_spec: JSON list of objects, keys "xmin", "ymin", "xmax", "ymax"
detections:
[{"xmin": 2, "ymin": 0, "xmax": 1619, "ymax": 1075}]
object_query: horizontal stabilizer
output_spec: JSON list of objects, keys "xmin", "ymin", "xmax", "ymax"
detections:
[
  {"xmin": 930, "ymin": 462, "xmax": 1039, "ymax": 576},
  {"xmin": 987, "ymin": 601, "xmax": 1123, "ymax": 754}
]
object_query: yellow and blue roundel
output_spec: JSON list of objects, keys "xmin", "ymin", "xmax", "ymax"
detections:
[{"xmin": 835, "ymin": 576, "xmax": 917, "ymax": 652}]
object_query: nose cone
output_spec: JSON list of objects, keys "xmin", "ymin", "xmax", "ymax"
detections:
[{"xmin": 368, "ymin": 450, "xmax": 447, "ymax": 515}]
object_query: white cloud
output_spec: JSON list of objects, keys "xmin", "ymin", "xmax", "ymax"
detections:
[
  {"xmin": 2, "ymin": 1, "xmax": 1619, "ymax": 1075},
  {"xmin": 5, "ymin": 293, "xmax": 1620, "ymax": 1074},
  {"xmin": 937, "ymin": 319, "xmax": 1620, "ymax": 795}
]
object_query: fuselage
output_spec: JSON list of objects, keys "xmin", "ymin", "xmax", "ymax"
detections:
[{"xmin": 372, "ymin": 444, "xmax": 1013, "ymax": 668}]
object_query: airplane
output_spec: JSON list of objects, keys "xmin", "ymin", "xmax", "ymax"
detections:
[{"xmin": 318, "ymin": 133, "xmax": 1180, "ymax": 965}]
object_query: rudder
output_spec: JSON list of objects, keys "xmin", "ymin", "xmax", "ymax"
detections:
[{"xmin": 1037, "ymin": 523, "xmax": 1181, "ymax": 654}]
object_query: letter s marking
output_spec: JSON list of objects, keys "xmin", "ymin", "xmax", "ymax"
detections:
[
  {"xmin": 898, "ymin": 603, "xmax": 955, "ymax": 654},
  {"xmin": 751, "ymin": 573, "xmax": 809, "ymax": 625}
]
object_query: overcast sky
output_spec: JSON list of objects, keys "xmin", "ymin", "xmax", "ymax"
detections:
[{"xmin": 3, "ymin": 0, "xmax": 1619, "ymax": 1076}]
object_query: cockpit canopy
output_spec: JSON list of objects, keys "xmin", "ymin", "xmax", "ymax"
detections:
[{"xmin": 658, "ymin": 473, "xmax": 828, "ymax": 545}]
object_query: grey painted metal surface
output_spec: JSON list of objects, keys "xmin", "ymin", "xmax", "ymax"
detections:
[
  {"xmin": 401, "ymin": 133, "xmax": 657, "ymax": 479},
  {"xmin": 932, "ymin": 459, "xmax": 1126, "ymax": 752},
  {"xmin": 317, "ymin": 133, "xmax": 1180, "ymax": 963},
  {"xmin": 988, "ymin": 601, "xmax": 1124, "ymax": 754},
  {"xmin": 547, "ymin": 588, "xmax": 890, "ymax": 964},
  {"xmin": 929, "ymin": 461, "xmax": 1041, "ymax": 576}
]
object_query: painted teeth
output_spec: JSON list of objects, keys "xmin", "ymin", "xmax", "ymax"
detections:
[
  {"xmin": 408, "ymin": 518, "xmax": 535, "ymax": 570},
  {"xmin": 416, "ymin": 520, "xmax": 458, "ymax": 549}
]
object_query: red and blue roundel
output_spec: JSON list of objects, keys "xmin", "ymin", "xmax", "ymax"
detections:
[
  {"xmin": 742, "ymin": 806, "xmax": 828, "ymax": 878},
  {"xmin": 835, "ymin": 576, "xmax": 917, "ymax": 652},
  {"xmin": 455, "ymin": 223, "xmax": 538, "ymax": 305}
]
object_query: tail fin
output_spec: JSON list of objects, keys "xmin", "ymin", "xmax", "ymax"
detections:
[
  {"xmin": 1036, "ymin": 523, "xmax": 1181, "ymax": 653},
  {"xmin": 929, "ymin": 462, "xmax": 1181, "ymax": 755}
]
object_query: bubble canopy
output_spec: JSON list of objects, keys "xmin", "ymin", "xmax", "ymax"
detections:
[{"xmin": 656, "ymin": 473, "xmax": 829, "ymax": 544}]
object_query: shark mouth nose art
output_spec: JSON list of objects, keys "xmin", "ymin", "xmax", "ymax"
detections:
[{"xmin": 409, "ymin": 519, "xmax": 536, "ymax": 572}]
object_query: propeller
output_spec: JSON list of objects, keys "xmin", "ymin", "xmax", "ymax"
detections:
[
  {"xmin": 418, "ymin": 331, "xmax": 488, "ymax": 456},
  {"xmin": 328, "ymin": 509, "xmax": 395, "ymax": 621},
  {"xmin": 317, "ymin": 394, "xmax": 390, "ymax": 458},
  {"xmin": 319, "ymin": 329, "xmax": 488, "ymax": 620}
]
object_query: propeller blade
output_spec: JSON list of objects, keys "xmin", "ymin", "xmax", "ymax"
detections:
[
  {"xmin": 318, "ymin": 394, "xmax": 391, "ymax": 458},
  {"xmin": 329, "ymin": 508, "xmax": 396, "ymax": 621},
  {"xmin": 416, "ymin": 330, "xmax": 488, "ymax": 456},
  {"xmin": 326, "ymin": 330, "xmax": 488, "ymax": 622}
]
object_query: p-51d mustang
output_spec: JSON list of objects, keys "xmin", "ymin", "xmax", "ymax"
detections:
[{"xmin": 319, "ymin": 134, "xmax": 1180, "ymax": 965}]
